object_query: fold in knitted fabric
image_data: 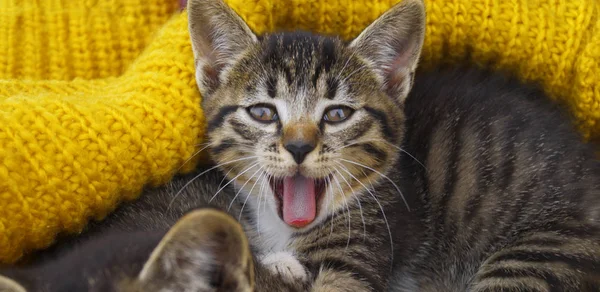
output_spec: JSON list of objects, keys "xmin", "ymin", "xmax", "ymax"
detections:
[{"xmin": 0, "ymin": 0, "xmax": 598, "ymax": 264}]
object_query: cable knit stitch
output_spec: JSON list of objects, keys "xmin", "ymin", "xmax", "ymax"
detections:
[{"xmin": 0, "ymin": 0, "xmax": 599, "ymax": 264}]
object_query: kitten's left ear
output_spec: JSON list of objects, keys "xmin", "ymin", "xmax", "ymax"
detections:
[
  {"xmin": 187, "ymin": 0, "xmax": 258, "ymax": 96},
  {"xmin": 349, "ymin": 0, "xmax": 426, "ymax": 103}
]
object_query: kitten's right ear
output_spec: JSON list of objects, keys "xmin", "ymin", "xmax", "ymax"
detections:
[
  {"xmin": 137, "ymin": 209, "xmax": 254, "ymax": 292},
  {"xmin": 187, "ymin": 0, "xmax": 258, "ymax": 96},
  {"xmin": 349, "ymin": 0, "xmax": 426, "ymax": 104},
  {"xmin": 0, "ymin": 275, "xmax": 27, "ymax": 292}
]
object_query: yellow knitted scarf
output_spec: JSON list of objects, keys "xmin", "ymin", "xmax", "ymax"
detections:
[{"xmin": 0, "ymin": 0, "xmax": 598, "ymax": 264}]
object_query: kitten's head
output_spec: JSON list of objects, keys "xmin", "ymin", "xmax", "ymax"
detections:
[
  {"xmin": 188, "ymin": 0, "xmax": 425, "ymax": 229},
  {"xmin": 0, "ymin": 209, "xmax": 254, "ymax": 292},
  {"xmin": 128, "ymin": 209, "xmax": 255, "ymax": 292}
]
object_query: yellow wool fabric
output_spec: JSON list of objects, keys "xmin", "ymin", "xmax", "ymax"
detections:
[{"xmin": 0, "ymin": 0, "xmax": 599, "ymax": 264}]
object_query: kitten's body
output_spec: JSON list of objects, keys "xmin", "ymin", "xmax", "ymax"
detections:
[
  {"xmin": 391, "ymin": 65, "xmax": 600, "ymax": 291},
  {"xmin": 2, "ymin": 0, "xmax": 600, "ymax": 291}
]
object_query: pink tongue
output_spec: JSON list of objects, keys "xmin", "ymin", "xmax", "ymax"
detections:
[{"xmin": 282, "ymin": 174, "xmax": 316, "ymax": 228}]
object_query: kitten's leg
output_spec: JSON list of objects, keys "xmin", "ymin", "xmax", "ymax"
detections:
[
  {"xmin": 309, "ymin": 268, "xmax": 374, "ymax": 292},
  {"xmin": 469, "ymin": 226, "xmax": 600, "ymax": 292},
  {"xmin": 259, "ymin": 254, "xmax": 381, "ymax": 292},
  {"xmin": 258, "ymin": 251, "xmax": 310, "ymax": 283}
]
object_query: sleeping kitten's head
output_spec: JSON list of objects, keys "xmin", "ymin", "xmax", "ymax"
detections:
[
  {"xmin": 130, "ymin": 209, "xmax": 255, "ymax": 292},
  {"xmin": 188, "ymin": 0, "xmax": 425, "ymax": 229},
  {"xmin": 0, "ymin": 209, "xmax": 254, "ymax": 292}
]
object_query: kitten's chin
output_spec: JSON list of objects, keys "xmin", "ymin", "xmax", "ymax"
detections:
[{"xmin": 269, "ymin": 174, "xmax": 328, "ymax": 229}]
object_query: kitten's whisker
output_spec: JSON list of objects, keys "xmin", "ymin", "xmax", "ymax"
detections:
[
  {"xmin": 325, "ymin": 175, "xmax": 336, "ymax": 246},
  {"xmin": 340, "ymin": 64, "xmax": 368, "ymax": 84},
  {"xmin": 336, "ymin": 50, "xmax": 356, "ymax": 81},
  {"xmin": 355, "ymin": 197, "xmax": 367, "ymax": 242},
  {"xmin": 332, "ymin": 167, "xmax": 352, "ymax": 253},
  {"xmin": 209, "ymin": 162, "xmax": 260, "ymax": 203},
  {"xmin": 177, "ymin": 140, "xmax": 256, "ymax": 173},
  {"xmin": 228, "ymin": 166, "xmax": 263, "ymax": 211},
  {"xmin": 342, "ymin": 167, "xmax": 368, "ymax": 242},
  {"xmin": 174, "ymin": 141, "xmax": 215, "ymax": 173},
  {"xmin": 335, "ymin": 162, "xmax": 394, "ymax": 267},
  {"xmin": 195, "ymin": 141, "xmax": 213, "ymax": 147},
  {"xmin": 218, "ymin": 167, "xmax": 234, "ymax": 191},
  {"xmin": 257, "ymin": 171, "xmax": 269, "ymax": 234},
  {"xmin": 332, "ymin": 138, "xmax": 427, "ymax": 171},
  {"xmin": 338, "ymin": 158, "xmax": 410, "ymax": 211},
  {"xmin": 368, "ymin": 139, "xmax": 427, "ymax": 170},
  {"xmin": 240, "ymin": 170, "xmax": 265, "ymax": 223},
  {"xmin": 264, "ymin": 172, "xmax": 273, "ymax": 217},
  {"xmin": 167, "ymin": 156, "xmax": 258, "ymax": 212}
]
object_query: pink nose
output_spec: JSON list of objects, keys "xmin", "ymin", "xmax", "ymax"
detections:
[{"xmin": 179, "ymin": 0, "xmax": 187, "ymax": 9}]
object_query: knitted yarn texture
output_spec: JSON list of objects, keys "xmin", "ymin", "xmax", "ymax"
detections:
[{"xmin": 0, "ymin": 0, "xmax": 599, "ymax": 264}]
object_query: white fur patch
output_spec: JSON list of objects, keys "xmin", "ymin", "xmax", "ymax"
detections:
[
  {"xmin": 247, "ymin": 193, "xmax": 294, "ymax": 252},
  {"xmin": 259, "ymin": 251, "xmax": 309, "ymax": 283}
]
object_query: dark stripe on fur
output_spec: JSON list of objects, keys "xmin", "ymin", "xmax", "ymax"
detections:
[
  {"xmin": 360, "ymin": 143, "xmax": 388, "ymax": 162},
  {"xmin": 267, "ymin": 76, "xmax": 277, "ymax": 98},
  {"xmin": 320, "ymin": 38, "xmax": 336, "ymax": 72},
  {"xmin": 542, "ymin": 224, "xmax": 600, "ymax": 239},
  {"xmin": 498, "ymin": 123, "xmax": 518, "ymax": 191},
  {"xmin": 312, "ymin": 69, "xmax": 322, "ymax": 88},
  {"xmin": 464, "ymin": 123, "xmax": 493, "ymax": 222},
  {"xmin": 514, "ymin": 237, "xmax": 565, "ymax": 248},
  {"xmin": 345, "ymin": 120, "xmax": 373, "ymax": 142},
  {"xmin": 312, "ymin": 258, "xmax": 384, "ymax": 292},
  {"xmin": 496, "ymin": 176, "xmax": 538, "ymax": 248},
  {"xmin": 208, "ymin": 105, "xmax": 239, "ymax": 132},
  {"xmin": 325, "ymin": 77, "xmax": 339, "ymax": 100},
  {"xmin": 480, "ymin": 287, "xmax": 544, "ymax": 292},
  {"xmin": 363, "ymin": 106, "xmax": 395, "ymax": 143},
  {"xmin": 211, "ymin": 139, "xmax": 236, "ymax": 156},
  {"xmin": 229, "ymin": 119, "xmax": 256, "ymax": 141},
  {"xmin": 438, "ymin": 119, "xmax": 462, "ymax": 244},
  {"xmin": 478, "ymin": 268, "xmax": 565, "ymax": 292},
  {"xmin": 489, "ymin": 250, "xmax": 599, "ymax": 272}
]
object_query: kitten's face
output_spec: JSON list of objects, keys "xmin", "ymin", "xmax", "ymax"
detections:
[
  {"xmin": 204, "ymin": 35, "xmax": 404, "ymax": 228},
  {"xmin": 189, "ymin": 0, "xmax": 425, "ymax": 229}
]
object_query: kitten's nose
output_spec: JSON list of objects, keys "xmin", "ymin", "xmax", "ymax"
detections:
[{"xmin": 284, "ymin": 140, "xmax": 316, "ymax": 164}]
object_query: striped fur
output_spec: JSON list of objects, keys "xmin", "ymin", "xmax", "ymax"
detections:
[
  {"xmin": 2, "ymin": 0, "xmax": 599, "ymax": 291},
  {"xmin": 388, "ymin": 64, "xmax": 600, "ymax": 292}
]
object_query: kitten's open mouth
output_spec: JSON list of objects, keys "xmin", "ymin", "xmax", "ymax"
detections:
[{"xmin": 269, "ymin": 174, "xmax": 328, "ymax": 228}]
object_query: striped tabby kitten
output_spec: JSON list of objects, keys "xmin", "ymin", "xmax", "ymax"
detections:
[
  {"xmin": 1, "ymin": 0, "xmax": 599, "ymax": 291},
  {"xmin": 188, "ymin": 0, "xmax": 600, "ymax": 290}
]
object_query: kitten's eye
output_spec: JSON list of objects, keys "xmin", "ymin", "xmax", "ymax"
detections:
[
  {"xmin": 247, "ymin": 104, "xmax": 279, "ymax": 122},
  {"xmin": 323, "ymin": 106, "xmax": 354, "ymax": 123}
]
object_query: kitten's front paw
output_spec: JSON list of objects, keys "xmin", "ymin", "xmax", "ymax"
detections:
[{"xmin": 259, "ymin": 251, "xmax": 309, "ymax": 283}]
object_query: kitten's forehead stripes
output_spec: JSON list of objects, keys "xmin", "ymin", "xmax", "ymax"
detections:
[
  {"xmin": 266, "ymin": 76, "xmax": 277, "ymax": 98},
  {"xmin": 325, "ymin": 77, "xmax": 339, "ymax": 100},
  {"xmin": 259, "ymin": 32, "xmax": 340, "ymax": 99}
]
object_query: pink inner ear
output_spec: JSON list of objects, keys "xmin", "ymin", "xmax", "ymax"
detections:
[
  {"xmin": 382, "ymin": 40, "xmax": 417, "ymax": 98},
  {"xmin": 202, "ymin": 63, "xmax": 221, "ymax": 93}
]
